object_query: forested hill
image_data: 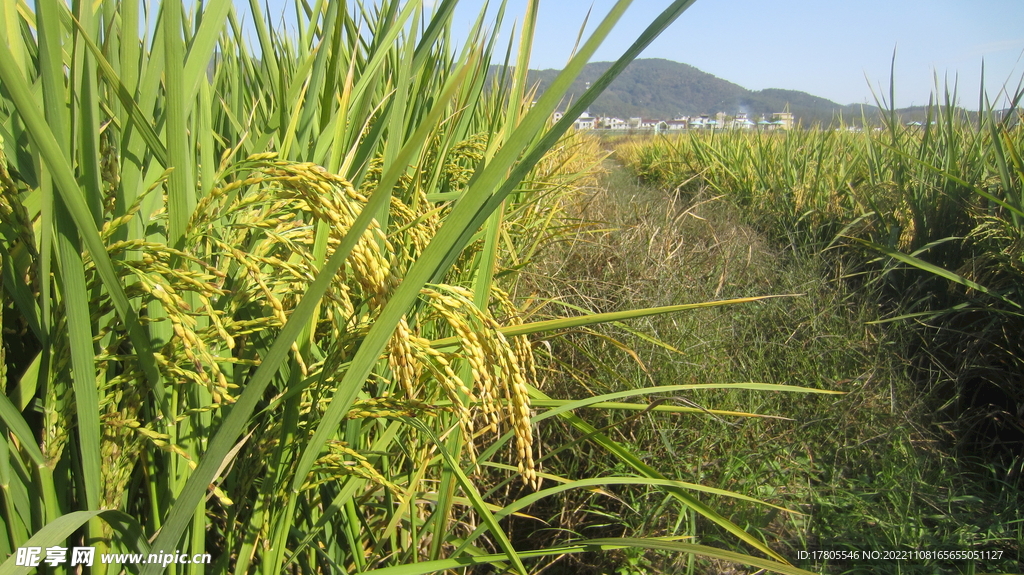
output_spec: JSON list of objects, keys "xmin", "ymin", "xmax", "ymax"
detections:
[{"xmin": 526, "ymin": 58, "xmax": 873, "ymax": 126}]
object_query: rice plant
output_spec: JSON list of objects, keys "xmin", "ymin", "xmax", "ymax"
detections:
[{"xmin": 0, "ymin": 0, "xmax": 833, "ymax": 573}]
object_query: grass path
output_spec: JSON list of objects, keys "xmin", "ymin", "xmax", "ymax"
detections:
[{"xmin": 527, "ymin": 152, "xmax": 1024, "ymax": 575}]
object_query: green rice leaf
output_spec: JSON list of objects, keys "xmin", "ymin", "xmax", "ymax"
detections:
[
  {"xmin": 853, "ymin": 237, "xmax": 1022, "ymax": 309},
  {"xmin": 529, "ymin": 386, "xmax": 791, "ymax": 563},
  {"xmin": 431, "ymin": 295, "xmax": 796, "ymax": 349},
  {"xmin": 409, "ymin": 420, "xmax": 528, "ymax": 575}
]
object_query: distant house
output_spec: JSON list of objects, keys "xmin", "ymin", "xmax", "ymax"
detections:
[
  {"xmin": 602, "ymin": 117, "xmax": 628, "ymax": 130},
  {"xmin": 573, "ymin": 111, "xmax": 596, "ymax": 130},
  {"xmin": 771, "ymin": 112, "xmax": 795, "ymax": 130},
  {"xmin": 570, "ymin": 110, "xmax": 796, "ymax": 132},
  {"xmin": 731, "ymin": 113, "xmax": 754, "ymax": 130},
  {"xmin": 689, "ymin": 114, "xmax": 711, "ymax": 129}
]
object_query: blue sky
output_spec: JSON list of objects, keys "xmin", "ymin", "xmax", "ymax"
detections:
[{"xmin": 251, "ymin": 0, "xmax": 1024, "ymax": 108}]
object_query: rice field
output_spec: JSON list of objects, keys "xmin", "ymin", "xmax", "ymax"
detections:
[
  {"xmin": 613, "ymin": 91, "xmax": 1024, "ymax": 572},
  {"xmin": 620, "ymin": 99, "xmax": 1023, "ymax": 257},
  {"xmin": 0, "ymin": 0, "xmax": 842, "ymax": 574}
]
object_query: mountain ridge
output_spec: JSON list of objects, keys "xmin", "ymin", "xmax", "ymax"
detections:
[{"xmin": 524, "ymin": 58, "xmax": 892, "ymax": 126}]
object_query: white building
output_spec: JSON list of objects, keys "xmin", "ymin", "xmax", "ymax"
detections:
[
  {"xmin": 602, "ymin": 117, "xmax": 628, "ymax": 130},
  {"xmin": 731, "ymin": 113, "xmax": 754, "ymax": 129},
  {"xmin": 689, "ymin": 114, "xmax": 711, "ymax": 129},
  {"xmin": 573, "ymin": 111, "xmax": 596, "ymax": 130}
]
